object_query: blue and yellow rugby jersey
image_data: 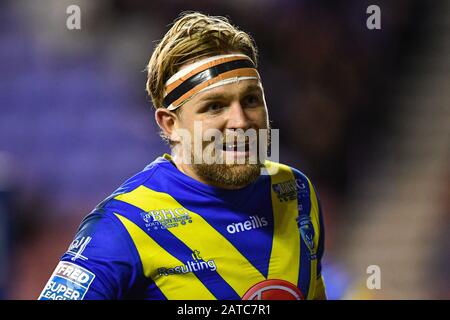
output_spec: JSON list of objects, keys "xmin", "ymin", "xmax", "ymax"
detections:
[{"xmin": 39, "ymin": 154, "xmax": 326, "ymax": 300}]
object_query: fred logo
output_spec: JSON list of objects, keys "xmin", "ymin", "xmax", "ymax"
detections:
[{"xmin": 38, "ymin": 261, "xmax": 95, "ymax": 300}]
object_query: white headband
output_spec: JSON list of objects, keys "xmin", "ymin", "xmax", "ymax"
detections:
[{"xmin": 162, "ymin": 53, "xmax": 260, "ymax": 110}]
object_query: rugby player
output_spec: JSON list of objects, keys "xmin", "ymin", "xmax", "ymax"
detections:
[{"xmin": 38, "ymin": 11, "xmax": 326, "ymax": 300}]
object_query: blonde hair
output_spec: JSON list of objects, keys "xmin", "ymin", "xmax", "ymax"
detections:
[{"xmin": 146, "ymin": 11, "xmax": 258, "ymax": 110}]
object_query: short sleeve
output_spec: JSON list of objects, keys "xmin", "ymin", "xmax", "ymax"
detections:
[
  {"xmin": 38, "ymin": 211, "xmax": 141, "ymax": 300},
  {"xmin": 291, "ymin": 168, "xmax": 327, "ymax": 299},
  {"xmin": 314, "ymin": 185, "xmax": 325, "ymax": 277},
  {"xmin": 309, "ymin": 181, "xmax": 326, "ymax": 299}
]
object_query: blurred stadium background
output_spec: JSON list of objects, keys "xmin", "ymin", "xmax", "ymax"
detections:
[{"xmin": 0, "ymin": 0, "xmax": 448, "ymax": 299}]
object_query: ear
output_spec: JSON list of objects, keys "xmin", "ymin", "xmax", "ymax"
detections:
[{"xmin": 155, "ymin": 108, "xmax": 180, "ymax": 142}]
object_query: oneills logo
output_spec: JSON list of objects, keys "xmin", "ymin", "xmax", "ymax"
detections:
[{"xmin": 226, "ymin": 215, "xmax": 268, "ymax": 234}]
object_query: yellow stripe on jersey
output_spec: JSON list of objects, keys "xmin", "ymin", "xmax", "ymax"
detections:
[
  {"xmin": 313, "ymin": 275, "xmax": 327, "ymax": 300},
  {"xmin": 113, "ymin": 213, "xmax": 215, "ymax": 299},
  {"xmin": 306, "ymin": 177, "xmax": 320, "ymax": 300},
  {"xmin": 266, "ymin": 161, "xmax": 301, "ymax": 286},
  {"xmin": 115, "ymin": 186, "xmax": 266, "ymax": 297}
]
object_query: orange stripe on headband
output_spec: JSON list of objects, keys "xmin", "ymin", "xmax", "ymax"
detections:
[
  {"xmin": 168, "ymin": 68, "xmax": 260, "ymax": 109},
  {"xmin": 164, "ymin": 55, "xmax": 248, "ymax": 96}
]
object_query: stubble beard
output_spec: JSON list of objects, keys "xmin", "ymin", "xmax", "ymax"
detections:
[
  {"xmin": 190, "ymin": 129, "xmax": 270, "ymax": 189},
  {"xmin": 193, "ymin": 160, "xmax": 263, "ymax": 189}
]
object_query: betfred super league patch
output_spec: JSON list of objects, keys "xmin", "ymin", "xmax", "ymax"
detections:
[{"xmin": 38, "ymin": 261, "xmax": 95, "ymax": 300}]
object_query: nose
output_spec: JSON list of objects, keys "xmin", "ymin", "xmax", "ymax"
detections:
[{"xmin": 226, "ymin": 101, "xmax": 251, "ymax": 130}]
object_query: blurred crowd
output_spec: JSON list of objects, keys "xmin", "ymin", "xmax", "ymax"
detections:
[{"xmin": 0, "ymin": 0, "xmax": 445, "ymax": 299}]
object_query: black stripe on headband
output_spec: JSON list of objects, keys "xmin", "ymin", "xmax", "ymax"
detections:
[{"xmin": 163, "ymin": 59, "xmax": 255, "ymax": 108}]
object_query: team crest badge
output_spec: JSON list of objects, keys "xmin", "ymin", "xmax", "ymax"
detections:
[{"xmin": 297, "ymin": 215, "xmax": 316, "ymax": 260}]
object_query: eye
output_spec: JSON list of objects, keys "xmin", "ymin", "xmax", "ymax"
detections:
[
  {"xmin": 206, "ymin": 102, "xmax": 224, "ymax": 112},
  {"xmin": 242, "ymin": 94, "xmax": 261, "ymax": 107}
]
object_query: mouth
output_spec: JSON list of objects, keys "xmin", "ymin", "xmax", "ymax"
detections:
[
  {"xmin": 222, "ymin": 141, "xmax": 250, "ymax": 153},
  {"xmin": 205, "ymin": 136, "xmax": 261, "ymax": 164},
  {"xmin": 219, "ymin": 138, "xmax": 260, "ymax": 163}
]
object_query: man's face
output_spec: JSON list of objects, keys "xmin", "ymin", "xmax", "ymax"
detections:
[{"xmin": 173, "ymin": 79, "xmax": 269, "ymax": 189}]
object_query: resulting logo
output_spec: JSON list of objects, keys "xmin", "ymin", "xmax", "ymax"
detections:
[
  {"xmin": 226, "ymin": 215, "xmax": 268, "ymax": 234},
  {"xmin": 157, "ymin": 250, "xmax": 217, "ymax": 276},
  {"xmin": 140, "ymin": 207, "xmax": 193, "ymax": 231},
  {"xmin": 242, "ymin": 279, "xmax": 304, "ymax": 300},
  {"xmin": 66, "ymin": 236, "xmax": 92, "ymax": 261}
]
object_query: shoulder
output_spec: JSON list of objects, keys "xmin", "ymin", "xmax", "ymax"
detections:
[
  {"xmin": 109, "ymin": 157, "xmax": 167, "ymax": 197},
  {"xmin": 263, "ymin": 160, "xmax": 316, "ymax": 192},
  {"xmin": 263, "ymin": 160, "xmax": 323, "ymax": 217},
  {"xmin": 39, "ymin": 210, "xmax": 142, "ymax": 300},
  {"xmin": 69, "ymin": 210, "xmax": 139, "ymax": 265},
  {"xmin": 89, "ymin": 156, "xmax": 172, "ymax": 219}
]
